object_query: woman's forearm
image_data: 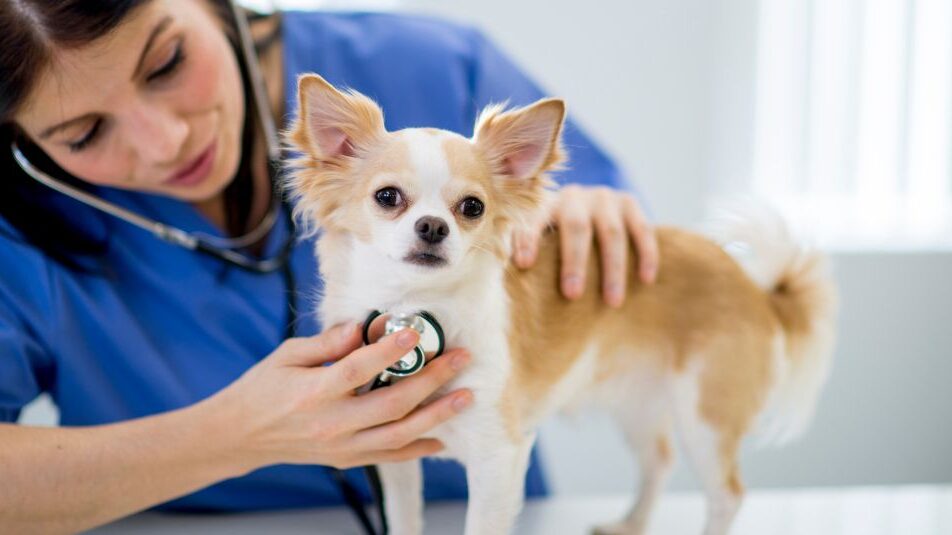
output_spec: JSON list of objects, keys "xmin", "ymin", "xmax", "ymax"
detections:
[
  {"xmin": 0, "ymin": 324, "xmax": 473, "ymax": 534},
  {"xmin": 0, "ymin": 396, "xmax": 252, "ymax": 534}
]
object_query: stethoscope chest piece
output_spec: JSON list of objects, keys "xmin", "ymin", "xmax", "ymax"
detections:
[{"xmin": 362, "ymin": 309, "xmax": 445, "ymax": 384}]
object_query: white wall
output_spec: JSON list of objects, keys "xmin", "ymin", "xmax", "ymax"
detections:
[{"xmin": 405, "ymin": 0, "xmax": 718, "ymax": 227}]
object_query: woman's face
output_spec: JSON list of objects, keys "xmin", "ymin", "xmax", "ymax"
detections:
[{"xmin": 13, "ymin": 0, "xmax": 245, "ymax": 203}]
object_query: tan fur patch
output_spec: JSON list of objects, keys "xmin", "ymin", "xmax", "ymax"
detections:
[
  {"xmin": 500, "ymin": 227, "xmax": 780, "ymax": 456},
  {"xmin": 283, "ymin": 137, "xmax": 413, "ymax": 242},
  {"xmin": 769, "ymin": 253, "xmax": 836, "ymax": 359},
  {"xmin": 726, "ymin": 465, "xmax": 744, "ymax": 496},
  {"xmin": 282, "ymin": 75, "xmax": 390, "ymax": 238},
  {"xmin": 473, "ymin": 100, "xmax": 564, "ymax": 240},
  {"xmin": 439, "ymin": 136, "xmax": 506, "ymax": 258},
  {"xmin": 442, "ymin": 136, "xmax": 494, "ymax": 193}
]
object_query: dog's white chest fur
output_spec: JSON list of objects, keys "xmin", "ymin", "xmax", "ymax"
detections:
[{"xmin": 316, "ymin": 233, "xmax": 518, "ymax": 457}]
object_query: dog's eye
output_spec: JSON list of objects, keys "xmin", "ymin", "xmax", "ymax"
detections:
[
  {"xmin": 459, "ymin": 197, "xmax": 484, "ymax": 219},
  {"xmin": 375, "ymin": 187, "xmax": 403, "ymax": 208}
]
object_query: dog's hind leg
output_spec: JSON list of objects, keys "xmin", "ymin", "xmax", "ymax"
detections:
[
  {"xmin": 376, "ymin": 459, "xmax": 424, "ymax": 535},
  {"xmin": 673, "ymin": 376, "xmax": 744, "ymax": 535}
]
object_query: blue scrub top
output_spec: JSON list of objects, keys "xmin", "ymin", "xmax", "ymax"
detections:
[{"xmin": 0, "ymin": 11, "xmax": 640, "ymax": 512}]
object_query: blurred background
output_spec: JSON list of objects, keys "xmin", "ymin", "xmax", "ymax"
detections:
[{"xmin": 22, "ymin": 0, "xmax": 952, "ymax": 497}]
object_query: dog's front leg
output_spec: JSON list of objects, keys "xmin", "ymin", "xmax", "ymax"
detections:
[
  {"xmin": 376, "ymin": 459, "xmax": 424, "ymax": 535},
  {"xmin": 462, "ymin": 434, "xmax": 536, "ymax": 535}
]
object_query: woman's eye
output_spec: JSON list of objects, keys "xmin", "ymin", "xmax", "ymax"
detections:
[
  {"xmin": 375, "ymin": 187, "xmax": 403, "ymax": 208},
  {"xmin": 459, "ymin": 197, "xmax": 484, "ymax": 218},
  {"xmin": 147, "ymin": 42, "xmax": 185, "ymax": 82},
  {"xmin": 68, "ymin": 120, "xmax": 102, "ymax": 153}
]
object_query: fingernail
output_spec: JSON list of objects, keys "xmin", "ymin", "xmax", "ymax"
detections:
[
  {"xmin": 563, "ymin": 275, "xmax": 582, "ymax": 296},
  {"xmin": 644, "ymin": 264, "xmax": 657, "ymax": 283},
  {"xmin": 517, "ymin": 246, "xmax": 531, "ymax": 265},
  {"xmin": 450, "ymin": 351, "xmax": 470, "ymax": 371},
  {"xmin": 396, "ymin": 329, "xmax": 418, "ymax": 349},
  {"xmin": 342, "ymin": 321, "xmax": 360, "ymax": 340},
  {"xmin": 452, "ymin": 392, "xmax": 473, "ymax": 412},
  {"xmin": 607, "ymin": 284, "xmax": 623, "ymax": 306}
]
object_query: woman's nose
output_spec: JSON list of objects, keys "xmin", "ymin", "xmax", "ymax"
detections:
[{"xmin": 126, "ymin": 106, "xmax": 189, "ymax": 166}]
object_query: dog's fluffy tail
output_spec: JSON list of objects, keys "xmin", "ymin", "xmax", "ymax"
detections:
[{"xmin": 702, "ymin": 200, "xmax": 838, "ymax": 446}]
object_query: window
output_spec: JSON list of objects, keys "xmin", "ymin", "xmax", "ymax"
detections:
[{"xmin": 749, "ymin": 0, "xmax": 951, "ymax": 250}]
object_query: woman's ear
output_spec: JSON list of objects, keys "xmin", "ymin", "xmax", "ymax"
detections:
[
  {"xmin": 289, "ymin": 73, "xmax": 386, "ymax": 163},
  {"xmin": 473, "ymin": 98, "xmax": 566, "ymax": 181}
]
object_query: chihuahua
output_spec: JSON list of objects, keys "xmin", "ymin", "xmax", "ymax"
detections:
[{"xmin": 283, "ymin": 74, "xmax": 837, "ymax": 535}]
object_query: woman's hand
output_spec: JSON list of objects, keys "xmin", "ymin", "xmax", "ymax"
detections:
[
  {"xmin": 211, "ymin": 323, "xmax": 472, "ymax": 471},
  {"xmin": 512, "ymin": 185, "xmax": 659, "ymax": 308}
]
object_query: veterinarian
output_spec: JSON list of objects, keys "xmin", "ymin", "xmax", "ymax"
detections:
[{"xmin": 0, "ymin": 1, "xmax": 659, "ymax": 532}]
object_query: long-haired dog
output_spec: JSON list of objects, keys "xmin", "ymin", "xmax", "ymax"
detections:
[{"xmin": 283, "ymin": 73, "xmax": 837, "ymax": 535}]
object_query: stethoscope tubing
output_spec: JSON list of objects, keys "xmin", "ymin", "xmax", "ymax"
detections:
[{"xmin": 11, "ymin": 141, "xmax": 292, "ymax": 274}]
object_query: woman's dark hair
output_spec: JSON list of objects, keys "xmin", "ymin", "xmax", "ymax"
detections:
[{"xmin": 0, "ymin": 0, "xmax": 278, "ymax": 273}]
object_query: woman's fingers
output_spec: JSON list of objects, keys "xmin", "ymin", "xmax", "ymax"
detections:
[
  {"xmin": 622, "ymin": 196, "xmax": 659, "ymax": 284},
  {"xmin": 512, "ymin": 227, "xmax": 535, "ymax": 269},
  {"xmin": 323, "ymin": 329, "xmax": 421, "ymax": 392},
  {"xmin": 276, "ymin": 322, "xmax": 363, "ymax": 368},
  {"xmin": 368, "ymin": 438, "xmax": 446, "ymax": 463},
  {"xmin": 345, "ymin": 349, "xmax": 471, "ymax": 431},
  {"xmin": 337, "ymin": 439, "xmax": 446, "ymax": 469},
  {"xmin": 350, "ymin": 387, "xmax": 473, "ymax": 452},
  {"xmin": 556, "ymin": 187, "xmax": 593, "ymax": 300},
  {"xmin": 512, "ymin": 214, "xmax": 549, "ymax": 269},
  {"xmin": 322, "ymin": 350, "xmax": 471, "ymax": 467},
  {"xmin": 593, "ymin": 191, "xmax": 630, "ymax": 307},
  {"xmin": 510, "ymin": 186, "xmax": 659, "ymax": 302}
]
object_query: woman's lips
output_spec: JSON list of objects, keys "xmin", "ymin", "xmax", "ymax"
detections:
[{"xmin": 165, "ymin": 141, "xmax": 216, "ymax": 187}]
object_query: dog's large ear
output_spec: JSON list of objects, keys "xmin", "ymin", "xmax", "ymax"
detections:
[
  {"xmin": 288, "ymin": 74, "xmax": 385, "ymax": 163},
  {"xmin": 473, "ymin": 98, "xmax": 566, "ymax": 181}
]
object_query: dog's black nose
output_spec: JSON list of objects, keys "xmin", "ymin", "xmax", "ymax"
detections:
[{"xmin": 415, "ymin": 216, "xmax": 449, "ymax": 244}]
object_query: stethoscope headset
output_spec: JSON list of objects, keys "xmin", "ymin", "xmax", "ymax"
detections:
[{"xmin": 8, "ymin": 2, "xmax": 394, "ymax": 533}]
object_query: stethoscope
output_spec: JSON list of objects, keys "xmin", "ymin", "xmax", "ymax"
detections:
[
  {"xmin": 362, "ymin": 310, "xmax": 446, "ymax": 387},
  {"xmin": 350, "ymin": 308, "xmax": 448, "ymax": 535},
  {"xmin": 10, "ymin": 141, "xmax": 293, "ymax": 274},
  {"xmin": 8, "ymin": 3, "xmax": 396, "ymax": 534}
]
